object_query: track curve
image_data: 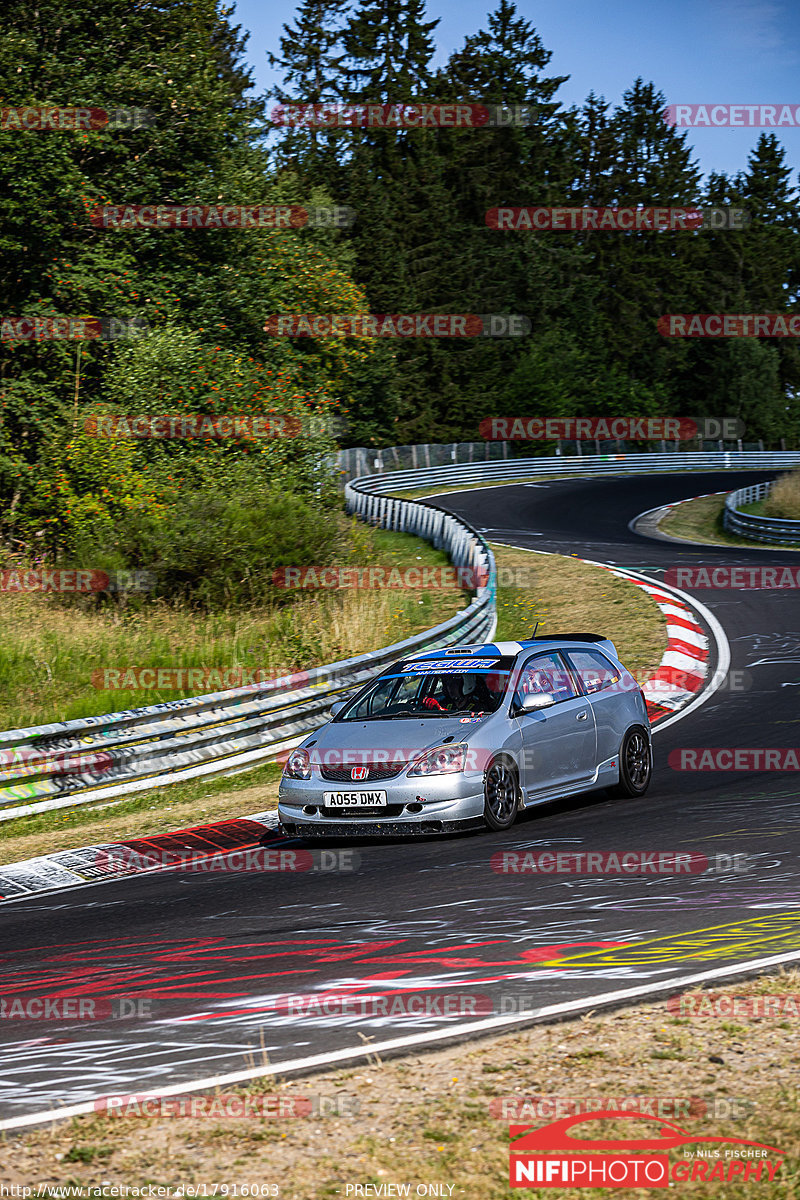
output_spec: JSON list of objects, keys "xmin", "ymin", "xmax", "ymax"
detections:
[{"xmin": 2, "ymin": 470, "xmax": 800, "ymax": 1130}]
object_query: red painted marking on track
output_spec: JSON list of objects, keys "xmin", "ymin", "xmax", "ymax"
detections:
[
  {"xmin": 648, "ymin": 665, "xmax": 704, "ymax": 691},
  {"xmin": 664, "ymin": 615, "xmax": 704, "ymax": 634}
]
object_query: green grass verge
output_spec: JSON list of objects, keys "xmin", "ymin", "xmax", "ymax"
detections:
[
  {"xmin": 0, "ymin": 763, "xmax": 284, "ymax": 863},
  {"xmin": 660, "ymin": 494, "xmax": 800, "ymax": 550}
]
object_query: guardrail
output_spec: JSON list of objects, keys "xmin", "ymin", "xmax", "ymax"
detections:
[
  {"xmin": 724, "ymin": 480, "xmax": 800, "ymax": 545},
  {"xmin": 0, "ymin": 498, "xmax": 496, "ymax": 824},
  {"xmin": 3, "ymin": 450, "xmax": 799, "ymax": 826}
]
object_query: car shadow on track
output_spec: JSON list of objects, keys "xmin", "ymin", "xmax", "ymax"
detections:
[{"xmin": 269, "ymin": 786, "xmax": 630, "ymax": 849}]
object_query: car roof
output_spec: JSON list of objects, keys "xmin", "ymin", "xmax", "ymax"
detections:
[{"xmin": 409, "ymin": 636, "xmax": 619, "ymax": 661}]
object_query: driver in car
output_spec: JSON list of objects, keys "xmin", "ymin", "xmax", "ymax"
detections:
[{"xmin": 422, "ymin": 671, "xmax": 504, "ymax": 714}]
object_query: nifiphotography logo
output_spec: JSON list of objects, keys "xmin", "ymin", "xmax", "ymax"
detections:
[{"xmin": 508, "ymin": 1111, "xmax": 784, "ymax": 1188}]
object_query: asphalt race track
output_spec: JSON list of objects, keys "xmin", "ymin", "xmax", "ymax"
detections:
[{"xmin": 2, "ymin": 470, "xmax": 800, "ymax": 1127}]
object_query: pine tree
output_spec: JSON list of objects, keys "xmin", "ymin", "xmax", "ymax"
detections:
[
  {"xmin": 578, "ymin": 80, "xmax": 703, "ymax": 406},
  {"xmin": 733, "ymin": 135, "xmax": 800, "ymax": 438},
  {"xmin": 267, "ymin": 0, "xmax": 349, "ymax": 188},
  {"xmin": 343, "ymin": 0, "xmax": 438, "ymax": 103},
  {"xmin": 427, "ymin": 1, "xmax": 580, "ymax": 439}
]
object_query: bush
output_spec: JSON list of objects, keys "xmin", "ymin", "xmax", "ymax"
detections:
[
  {"xmin": 3, "ymin": 429, "xmax": 169, "ymax": 559},
  {"xmin": 3, "ymin": 432, "xmax": 347, "ymax": 611},
  {"xmin": 108, "ymin": 485, "xmax": 346, "ymax": 610}
]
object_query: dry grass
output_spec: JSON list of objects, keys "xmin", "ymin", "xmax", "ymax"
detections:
[
  {"xmin": 764, "ymin": 469, "xmax": 800, "ymax": 520},
  {"xmin": 659, "ymin": 495, "xmax": 800, "ymax": 549},
  {"xmin": 3, "ymin": 971, "xmax": 798, "ymax": 1198},
  {"xmin": 0, "ymin": 531, "xmax": 463, "ymax": 730},
  {"xmin": 492, "ymin": 544, "xmax": 666, "ymax": 683}
]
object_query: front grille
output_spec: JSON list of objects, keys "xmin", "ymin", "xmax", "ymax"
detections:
[
  {"xmin": 320, "ymin": 804, "xmax": 406, "ymax": 817},
  {"xmin": 319, "ymin": 763, "xmax": 407, "ymax": 782}
]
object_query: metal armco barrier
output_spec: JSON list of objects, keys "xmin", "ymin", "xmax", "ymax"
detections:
[
  {"xmin": 724, "ymin": 480, "xmax": 800, "ymax": 545},
  {"xmin": 0, "ymin": 499, "xmax": 496, "ymax": 823},
  {"xmin": 3, "ymin": 450, "xmax": 799, "ymax": 825}
]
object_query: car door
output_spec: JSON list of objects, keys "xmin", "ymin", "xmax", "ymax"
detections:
[
  {"xmin": 563, "ymin": 647, "xmax": 626, "ymax": 765},
  {"xmin": 513, "ymin": 651, "xmax": 598, "ymax": 797}
]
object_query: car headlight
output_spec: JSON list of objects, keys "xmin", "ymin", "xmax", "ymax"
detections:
[
  {"xmin": 407, "ymin": 744, "xmax": 467, "ymax": 776},
  {"xmin": 284, "ymin": 747, "xmax": 311, "ymax": 780}
]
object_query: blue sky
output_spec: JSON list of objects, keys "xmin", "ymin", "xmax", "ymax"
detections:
[{"xmin": 231, "ymin": 0, "xmax": 800, "ymax": 184}]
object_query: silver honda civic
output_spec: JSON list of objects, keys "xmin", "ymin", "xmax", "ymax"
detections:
[{"xmin": 277, "ymin": 636, "xmax": 653, "ymax": 837}]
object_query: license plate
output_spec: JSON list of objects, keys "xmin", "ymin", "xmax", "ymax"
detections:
[{"xmin": 323, "ymin": 791, "xmax": 388, "ymax": 808}]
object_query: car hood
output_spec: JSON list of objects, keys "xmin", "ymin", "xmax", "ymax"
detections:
[{"xmin": 305, "ymin": 715, "xmax": 489, "ymax": 759}]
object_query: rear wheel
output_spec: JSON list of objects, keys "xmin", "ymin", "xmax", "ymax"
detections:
[
  {"xmin": 483, "ymin": 757, "xmax": 519, "ymax": 831},
  {"xmin": 609, "ymin": 726, "xmax": 652, "ymax": 797}
]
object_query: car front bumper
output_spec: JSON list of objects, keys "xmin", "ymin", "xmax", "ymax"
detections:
[{"xmin": 278, "ymin": 775, "xmax": 487, "ymax": 836}]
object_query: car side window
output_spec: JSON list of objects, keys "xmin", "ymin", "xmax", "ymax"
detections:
[
  {"xmin": 517, "ymin": 652, "xmax": 576, "ymax": 704},
  {"xmin": 565, "ymin": 649, "xmax": 621, "ymax": 695}
]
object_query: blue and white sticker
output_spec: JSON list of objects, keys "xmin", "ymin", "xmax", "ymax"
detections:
[{"xmin": 403, "ymin": 657, "xmax": 500, "ymax": 674}]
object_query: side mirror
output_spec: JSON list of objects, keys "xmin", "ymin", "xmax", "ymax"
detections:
[
  {"xmin": 515, "ymin": 692, "xmax": 555, "ymax": 715},
  {"xmin": 330, "ymin": 700, "xmax": 347, "ymax": 717}
]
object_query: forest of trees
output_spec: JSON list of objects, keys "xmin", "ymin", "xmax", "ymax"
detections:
[
  {"xmin": 267, "ymin": 0, "xmax": 800, "ymax": 447},
  {"xmin": 1, "ymin": 0, "xmax": 798, "ymax": 584}
]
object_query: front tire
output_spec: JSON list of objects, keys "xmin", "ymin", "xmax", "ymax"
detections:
[
  {"xmin": 483, "ymin": 757, "xmax": 520, "ymax": 831},
  {"xmin": 609, "ymin": 726, "xmax": 652, "ymax": 798}
]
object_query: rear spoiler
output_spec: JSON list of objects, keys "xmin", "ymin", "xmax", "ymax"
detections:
[{"xmin": 534, "ymin": 633, "xmax": 620, "ymax": 660}]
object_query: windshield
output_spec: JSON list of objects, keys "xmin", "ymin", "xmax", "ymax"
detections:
[{"xmin": 338, "ymin": 656, "xmax": 515, "ymax": 721}]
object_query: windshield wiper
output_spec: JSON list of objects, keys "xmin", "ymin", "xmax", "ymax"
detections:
[{"xmin": 348, "ymin": 712, "xmax": 424, "ymax": 721}]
